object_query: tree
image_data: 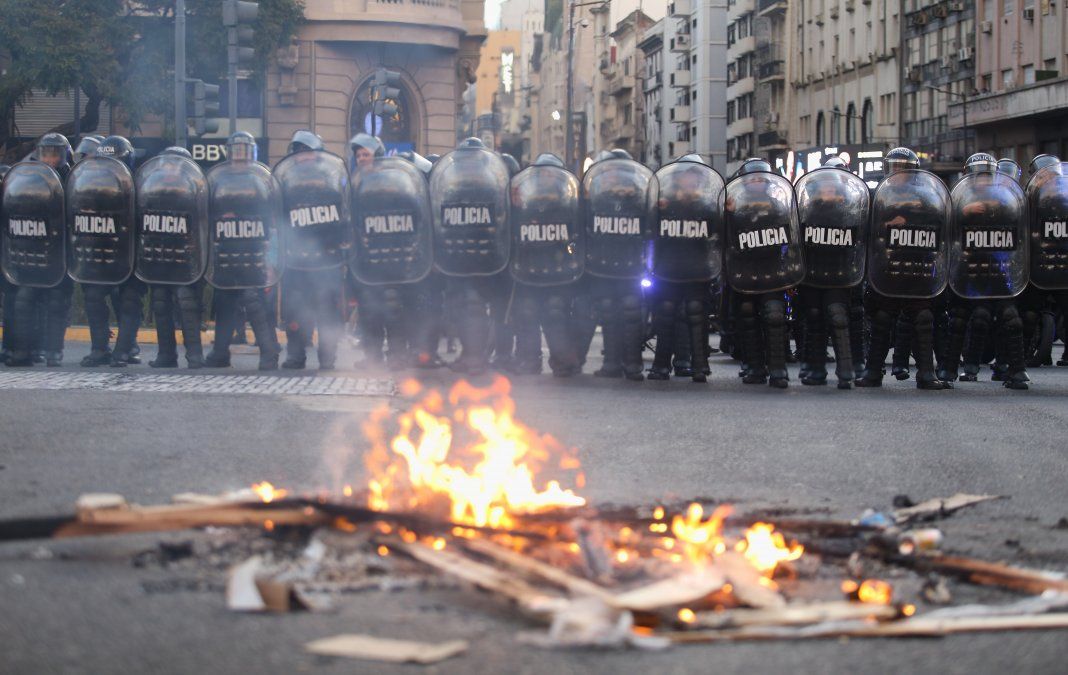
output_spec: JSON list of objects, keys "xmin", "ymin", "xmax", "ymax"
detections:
[{"xmin": 0, "ymin": 0, "xmax": 304, "ymax": 160}]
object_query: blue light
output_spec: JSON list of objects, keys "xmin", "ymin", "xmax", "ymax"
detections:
[{"xmin": 640, "ymin": 278, "xmax": 652, "ymax": 288}]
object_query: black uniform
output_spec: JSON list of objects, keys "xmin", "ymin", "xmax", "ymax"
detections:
[
  {"xmin": 509, "ymin": 153, "xmax": 585, "ymax": 377},
  {"xmin": 724, "ymin": 163, "xmax": 805, "ymax": 388},
  {"xmin": 428, "ymin": 138, "xmax": 510, "ymax": 376},
  {"xmin": 795, "ymin": 164, "xmax": 870, "ymax": 388},
  {"xmin": 859, "ymin": 162, "xmax": 953, "ymax": 389},
  {"xmin": 275, "ymin": 146, "xmax": 351, "ymax": 370},
  {"xmin": 203, "ymin": 133, "xmax": 283, "ymax": 370},
  {"xmin": 646, "ymin": 156, "xmax": 724, "ymax": 383}
]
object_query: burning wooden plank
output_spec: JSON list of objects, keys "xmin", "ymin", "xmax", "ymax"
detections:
[
  {"xmin": 893, "ymin": 493, "xmax": 1005, "ymax": 524},
  {"xmin": 689, "ymin": 601, "xmax": 898, "ymax": 629},
  {"xmin": 895, "ymin": 554, "xmax": 1068, "ymax": 595}
]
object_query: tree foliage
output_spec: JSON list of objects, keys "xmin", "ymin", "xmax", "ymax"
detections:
[{"xmin": 0, "ymin": 0, "xmax": 304, "ymax": 153}]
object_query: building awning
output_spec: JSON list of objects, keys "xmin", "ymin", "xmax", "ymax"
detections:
[{"xmin": 949, "ymin": 77, "xmax": 1068, "ymax": 129}]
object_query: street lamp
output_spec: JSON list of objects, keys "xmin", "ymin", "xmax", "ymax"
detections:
[
  {"xmin": 926, "ymin": 84, "xmax": 969, "ymax": 157},
  {"xmin": 565, "ymin": 1, "xmax": 607, "ymax": 173}
]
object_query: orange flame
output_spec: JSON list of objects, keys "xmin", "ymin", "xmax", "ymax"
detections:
[
  {"xmin": 363, "ymin": 377, "xmax": 585, "ymax": 528},
  {"xmin": 857, "ymin": 579, "xmax": 893, "ymax": 605},
  {"xmin": 736, "ymin": 522, "xmax": 803, "ymax": 575},
  {"xmin": 251, "ymin": 481, "xmax": 287, "ymax": 503},
  {"xmin": 671, "ymin": 503, "xmax": 732, "ymax": 564}
]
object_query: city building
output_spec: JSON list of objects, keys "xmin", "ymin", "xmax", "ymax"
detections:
[
  {"xmin": 901, "ymin": 0, "xmax": 976, "ymax": 177},
  {"xmin": 785, "ymin": 0, "xmax": 901, "ymax": 176},
  {"xmin": 670, "ymin": 0, "xmax": 728, "ymax": 173},
  {"xmin": 595, "ymin": 9, "xmax": 654, "ymax": 158},
  {"xmin": 953, "ymin": 0, "xmax": 1068, "ymax": 170},
  {"xmin": 263, "ymin": 0, "xmax": 488, "ymax": 161},
  {"xmin": 472, "ymin": 30, "xmax": 523, "ymax": 154},
  {"xmin": 638, "ymin": 19, "xmax": 669, "ymax": 167}
]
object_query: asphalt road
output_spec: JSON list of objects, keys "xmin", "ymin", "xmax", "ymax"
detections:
[{"xmin": 1, "ymin": 337, "xmax": 1066, "ymax": 674}]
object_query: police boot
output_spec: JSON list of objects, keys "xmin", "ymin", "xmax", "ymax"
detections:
[
  {"xmin": 827, "ymin": 302, "xmax": 854, "ymax": 389},
  {"xmin": 672, "ymin": 314, "xmax": 694, "ymax": 377},
  {"xmin": 685, "ymin": 298, "xmax": 708, "ymax": 383},
  {"xmin": 150, "ymin": 288, "xmax": 179, "ymax": 368},
  {"xmin": 857, "ymin": 308, "xmax": 893, "ymax": 387},
  {"xmin": 648, "ymin": 299, "xmax": 675, "ymax": 380},
  {"xmin": 849, "ymin": 292, "xmax": 867, "ymax": 379},
  {"xmin": 176, "ymin": 289, "xmax": 203, "ymax": 369},
  {"xmin": 890, "ymin": 312, "xmax": 912, "ymax": 380},
  {"xmin": 764, "ymin": 298, "xmax": 789, "ymax": 388},
  {"xmin": 914, "ymin": 308, "xmax": 951, "ymax": 390},
  {"xmin": 543, "ymin": 294, "xmax": 580, "ymax": 377},
  {"xmin": 939, "ymin": 303, "xmax": 968, "ymax": 382},
  {"xmin": 593, "ymin": 295, "xmax": 624, "ymax": 378},
  {"xmin": 244, "ymin": 292, "xmax": 279, "ymax": 371},
  {"xmin": 81, "ymin": 285, "xmax": 113, "ymax": 367},
  {"xmin": 620, "ymin": 291, "xmax": 645, "ymax": 381},
  {"xmin": 6, "ymin": 288, "xmax": 37, "ymax": 367},
  {"xmin": 738, "ymin": 300, "xmax": 767, "ymax": 384},
  {"xmin": 111, "ymin": 284, "xmax": 144, "ymax": 367},
  {"xmin": 1000, "ymin": 308, "xmax": 1029, "ymax": 390},
  {"xmin": 801, "ymin": 305, "xmax": 827, "ymax": 386},
  {"xmin": 283, "ymin": 325, "xmax": 307, "ymax": 369},
  {"xmin": 961, "ymin": 305, "xmax": 990, "ymax": 381}
]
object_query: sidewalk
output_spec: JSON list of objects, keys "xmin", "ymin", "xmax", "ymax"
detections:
[{"xmin": 0, "ymin": 326, "xmax": 285, "ymax": 345}]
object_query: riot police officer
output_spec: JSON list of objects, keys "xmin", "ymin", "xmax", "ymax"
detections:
[
  {"xmin": 724, "ymin": 158, "xmax": 805, "ymax": 388},
  {"xmin": 2, "ymin": 135, "xmax": 71, "ymax": 366},
  {"xmin": 858, "ymin": 147, "xmax": 953, "ymax": 389},
  {"xmin": 509, "ymin": 153, "xmax": 585, "ymax": 377},
  {"xmin": 647, "ymin": 154, "xmax": 724, "ymax": 383},
  {"xmin": 794, "ymin": 156, "xmax": 870, "ymax": 388},
  {"xmin": 939, "ymin": 154, "xmax": 1029, "ymax": 388},
  {"xmin": 66, "ymin": 135, "xmax": 141, "ymax": 367},
  {"xmin": 1024, "ymin": 154, "xmax": 1068, "ymax": 369},
  {"xmin": 203, "ymin": 131, "xmax": 282, "ymax": 369},
  {"xmin": 135, "ymin": 146, "xmax": 208, "ymax": 368},
  {"xmin": 428, "ymin": 138, "xmax": 511, "ymax": 376},
  {"xmin": 275, "ymin": 130, "xmax": 350, "ymax": 370},
  {"xmin": 583, "ymin": 150, "xmax": 654, "ymax": 380}
]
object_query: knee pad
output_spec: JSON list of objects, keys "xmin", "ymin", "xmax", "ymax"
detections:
[
  {"xmin": 737, "ymin": 300, "xmax": 758, "ymax": 318},
  {"xmin": 970, "ymin": 306, "xmax": 992, "ymax": 329},
  {"xmin": 827, "ymin": 303, "xmax": 849, "ymax": 330},
  {"xmin": 545, "ymin": 294, "xmax": 568, "ymax": 322},
  {"xmin": 620, "ymin": 293, "xmax": 642, "ymax": 319},
  {"xmin": 914, "ymin": 308, "xmax": 934, "ymax": 332},
  {"xmin": 684, "ymin": 298, "xmax": 705, "ymax": 324},
  {"xmin": 762, "ymin": 300, "xmax": 786, "ymax": 327}
]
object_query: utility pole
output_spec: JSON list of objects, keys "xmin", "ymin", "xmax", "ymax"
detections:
[
  {"xmin": 175, "ymin": 0, "xmax": 186, "ymax": 147},
  {"xmin": 223, "ymin": 0, "xmax": 259, "ymax": 135},
  {"xmin": 564, "ymin": 1, "xmax": 605, "ymax": 173}
]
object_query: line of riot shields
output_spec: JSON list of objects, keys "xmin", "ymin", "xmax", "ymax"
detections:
[{"xmin": 2, "ymin": 138, "xmax": 1066, "ymax": 388}]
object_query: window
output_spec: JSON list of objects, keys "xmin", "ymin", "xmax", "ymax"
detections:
[
  {"xmin": 861, "ymin": 99, "xmax": 873, "ymax": 143},
  {"xmin": 727, "ymin": 100, "xmax": 736, "ymax": 124},
  {"xmin": 1024, "ymin": 65, "xmax": 1035, "ymax": 84},
  {"xmin": 1002, "ymin": 68, "xmax": 1015, "ymax": 87},
  {"xmin": 845, "ymin": 103, "xmax": 856, "ymax": 144},
  {"xmin": 1004, "ymin": 0, "xmax": 1014, "ymax": 14},
  {"xmin": 815, "ymin": 111, "xmax": 825, "ymax": 145},
  {"xmin": 350, "ymin": 75, "xmax": 414, "ymax": 147},
  {"xmin": 831, "ymin": 107, "xmax": 841, "ymax": 144}
]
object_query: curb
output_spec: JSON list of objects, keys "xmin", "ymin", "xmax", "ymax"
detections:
[{"xmin": 0, "ymin": 326, "xmax": 288, "ymax": 345}]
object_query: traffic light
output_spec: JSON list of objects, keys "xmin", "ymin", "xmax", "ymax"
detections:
[
  {"xmin": 371, "ymin": 68, "xmax": 401, "ymax": 119},
  {"xmin": 223, "ymin": 0, "xmax": 259, "ymax": 65},
  {"xmin": 189, "ymin": 79, "xmax": 220, "ymax": 135}
]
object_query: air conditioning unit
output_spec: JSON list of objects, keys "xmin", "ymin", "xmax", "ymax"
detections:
[
  {"xmin": 907, "ymin": 66, "xmax": 922, "ymax": 82},
  {"xmin": 845, "ymin": 0, "xmax": 856, "ymax": 12},
  {"xmin": 814, "ymin": 13, "xmax": 824, "ymax": 25},
  {"xmin": 941, "ymin": 55, "xmax": 953, "ymax": 69},
  {"xmin": 768, "ymin": 112, "xmax": 780, "ymax": 124},
  {"xmin": 981, "ymin": 20, "xmax": 993, "ymax": 33},
  {"xmin": 1023, "ymin": 7, "xmax": 1035, "ymax": 20},
  {"xmin": 958, "ymin": 46, "xmax": 974, "ymax": 62},
  {"xmin": 949, "ymin": 1, "xmax": 964, "ymax": 10},
  {"xmin": 829, "ymin": 5, "xmax": 839, "ymax": 19},
  {"xmin": 912, "ymin": 12, "xmax": 928, "ymax": 25},
  {"xmin": 934, "ymin": 4, "xmax": 949, "ymax": 18}
]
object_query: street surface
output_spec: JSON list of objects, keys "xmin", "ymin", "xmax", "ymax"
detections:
[{"xmin": 1, "ymin": 337, "xmax": 1066, "ymax": 674}]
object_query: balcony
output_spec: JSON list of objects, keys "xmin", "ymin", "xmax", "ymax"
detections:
[
  {"xmin": 757, "ymin": 0, "xmax": 786, "ymax": 16},
  {"xmin": 758, "ymin": 61, "xmax": 785, "ymax": 82},
  {"xmin": 671, "ymin": 33, "xmax": 691, "ymax": 52},
  {"xmin": 757, "ymin": 130, "xmax": 788, "ymax": 149},
  {"xmin": 671, "ymin": 105, "xmax": 691, "ymax": 122},
  {"xmin": 727, "ymin": 75, "xmax": 754, "ymax": 99},
  {"xmin": 670, "ymin": 70, "xmax": 691, "ymax": 87},
  {"xmin": 304, "ymin": 0, "xmax": 466, "ymax": 48},
  {"xmin": 731, "ymin": 35, "xmax": 756, "ymax": 57},
  {"xmin": 669, "ymin": 0, "xmax": 692, "ymax": 17},
  {"xmin": 727, "ymin": 116, "xmax": 754, "ymax": 138},
  {"xmin": 608, "ymin": 72, "xmax": 636, "ymax": 96},
  {"xmin": 643, "ymin": 71, "xmax": 662, "ymax": 92}
]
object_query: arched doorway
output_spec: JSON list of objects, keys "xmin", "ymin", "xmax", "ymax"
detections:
[{"xmin": 348, "ymin": 76, "xmax": 418, "ymax": 154}]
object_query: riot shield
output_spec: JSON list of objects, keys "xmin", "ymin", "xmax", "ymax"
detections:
[
  {"xmin": 134, "ymin": 154, "xmax": 208, "ymax": 285},
  {"xmin": 65, "ymin": 155, "xmax": 135, "ymax": 284},
  {"xmin": 582, "ymin": 158, "xmax": 653, "ymax": 280},
  {"xmin": 795, "ymin": 167, "xmax": 870, "ymax": 288},
  {"xmin": 205, "ymin": 160, "xmax": 283, "ymax": 289},
  {"xmin": 867, "ymin": 169, "xmax": 950, "ymax": 299},
  {"xmin": 350, "ymin": 157, "xmax": 433, "ymax": 285},
  {"xmin": 949, "ymin": 171, "xmax": 1028, "ymax": 298},
  {"xmin": 1026, "ymin": 161, "xmax": 1068, "ymax": 290},
  {"xmin": 428, "ymin": 146, "xmax": 510, "ymax": 276},
  {"xmin": 510, "ymin": 164, "xmax": 583, "ymax": 286},
  {"xmin": 273, "ymin": 151, "xmax": 352, "ymax": 270},
  {"xmin": 648, "ymin": 159, "xmax": 724, "ymax": 283},
  {"xmin": 1, "ymin": 162, "xmax": 66, "ymax": 287},
  {"xmin": 723, "ymin": 171, "xmax": 804, "ymax": 294}
]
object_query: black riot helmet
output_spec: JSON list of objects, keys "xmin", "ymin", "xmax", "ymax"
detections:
[
  {"xmin": 823, "ymin": 156, "xmax": 848, "ymax": 169},
  {"xmin": 426, "ymin": 153, "xmax": 441, "ymax": 164},
  {"xmin": 593, "ymin": 150, "xmax": 614, "ymax": 163},
  {"xmin": 459, "ymin": 137, "xmax": 486, "ymax": 150},
  {"xmin": 96, "ymin": 135, "xmax": 135, "ymax": 170},
  {"xmin": 884, "ymin": 147, "xmax": 919, "ymax": 175},
  {"xmin": 532, "ymin": 153, "xmax": 565, "ymax": 168},
  {"xmin": 349, "ymin": 133, "xmax": 384, "ymax": 170},
  {"xmin": 74, "ymin": 136, "xmax": 102, "ymax": 162},
  {"xmin": 677, "ymin": 153, "xmax": 707, "ymax": 165},
  {"xmin": 609, "ymin": 148, "xmax": 632, "ymax": 160},
  {"xmin": 737, "ymin": 157, "xmax": 772, "ymax": 176},
  {"xmin": 227, "ymin": 131, "xmax": 258, "ymax": 163},
  {"xmin": 160, "ymin": 146, "xmax": 193, "ymax": 159},
  {"xmin": 1029, "ymin": 154, "xmax": 1060, "ymax": 176},
  {"xmin": 288, "ymin": 129, "xmax": 323, "ymax": 155},
  {"xmin": 996, "ymin": 158, "xmax": 1022, "ymax": 182},
  {"xmin": 964, "ymin": 152, "xmax": 997, "ymax": 174},
  {"xmin": 36, "ymin": 132, "xmax": 73, "ymax": 170},
  {"xmin": 500, "ymin": 153, "xmax": 521, "ymax": 177},
  {"xmin": 398, "ymin": 150, "xmax": 433, "ymax": 175}
]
